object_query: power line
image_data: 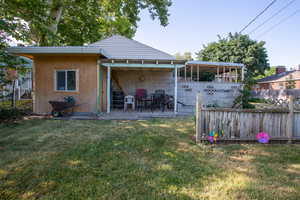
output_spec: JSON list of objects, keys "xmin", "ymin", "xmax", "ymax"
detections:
[
  {"xmin": 249, "ymin": 0, "xmax": 297, "ymax": 35},
  {"xmin": 239, "ymin": 0, "xmax": 277, "ymax": 34},
  {"xmin": 257, "ymin": 8, "xmax": 300, "ymax": 38}
]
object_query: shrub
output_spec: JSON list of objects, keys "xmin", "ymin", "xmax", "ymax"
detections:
[{"xmin": 0, "ymin": 108, "xmax": 24, "ymax": 122}]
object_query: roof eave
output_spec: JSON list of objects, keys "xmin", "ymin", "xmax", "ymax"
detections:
[
  {"xmin": 187, "ymin": 60, "xmax": 245, "ymax": 68},
  {"xmin": 7, "ymin": 46, "xmax": 110, "ymax": 58}
]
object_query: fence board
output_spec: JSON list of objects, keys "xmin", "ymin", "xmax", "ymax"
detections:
[
  {"xmin": 197, "ymin": 108, "xmax": 298, "ymax": 140},
  {"xmin": 294, "ymin": 113, "xmax": 300, "ymax": 137}
]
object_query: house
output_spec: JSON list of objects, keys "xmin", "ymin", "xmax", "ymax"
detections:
[
  {"xmin": 8, "ymin": 35, "xmax": 245, "ymax": 115},
  {"xmin": 256, "ymin": 66, "xmax": 300, "ymax": 90}
]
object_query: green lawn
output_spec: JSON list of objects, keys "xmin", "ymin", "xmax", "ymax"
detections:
[{"xmin": 0, "ymin": 118, "xmax": 299, "ymax": 200}]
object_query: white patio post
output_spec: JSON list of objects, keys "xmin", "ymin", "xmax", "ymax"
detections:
[
  {"xmin": 184, "ymin": 65, "xmax": 187, "ymax": 81},
  {"xmin": 241, "ymin": 66, "xmax": 245, "ymax": 81},
  {"xmin": 107, "ymin": 66, "xmax": 111, "ymax": 113},
  {"xmin": 197, "ymin": 64, "xmax": 200, "ymax": 81},
  {"xmin": 217, "ymin": 66, "xmax": 219, "ymax": 82},
  {"xmin": 174, "ymin": 65, "xmax": 178, "ymax": 113},
  {"xmin": 235, "ymin": 67, "xmax": 238, "ymax": 82},
  {"xmin": 191, "ymin": 65, "xmax": 193, "ymax": 81}
]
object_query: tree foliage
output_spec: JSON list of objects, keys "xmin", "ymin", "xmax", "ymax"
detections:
[
  {"xmin": 0, "ymin": 0, "xmax": 172, "ymax": 46},
  {"xmin": 174, "ymin": 52, "xmax": 193, "ymax": 60},
  {"xmin": 196, "ymin": 33, "xmax": 269, "ymax": 108},
  {"xmin": 254, "ymin": 66, "xmax": 275, "ymax": 80},
  {"xmin": 196, "ymin": 33, "xmax": 269, "ymax": 77}
]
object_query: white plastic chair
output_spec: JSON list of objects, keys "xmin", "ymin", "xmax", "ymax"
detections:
[{"xmin": 124, "ymin": 95, "xmax": 135, "ymax": 111}]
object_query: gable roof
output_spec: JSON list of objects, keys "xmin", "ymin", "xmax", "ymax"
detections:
[
  {"xmin": 88, "ymin": 35, "xmax": 175, "ymax": 60},
  {"xmin": 257, "ymin": 70, "xmax": 295, "ymax": 83}
]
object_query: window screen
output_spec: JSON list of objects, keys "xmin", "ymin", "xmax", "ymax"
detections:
[
  {"xmin": 56, "ymin": 71, "xmax": 66, "ymax": 91},
  {"xmin": 67, "ymin": 71, "xmax": 76, "ymax": 91}
]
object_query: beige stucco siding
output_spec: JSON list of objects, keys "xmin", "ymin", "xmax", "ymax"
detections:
[{"xmin": 34, "ymin": 55, "xmax": 98, "ymax": 114}]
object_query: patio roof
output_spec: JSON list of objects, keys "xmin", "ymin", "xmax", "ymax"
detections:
[
  {"xmin": 101, "ymin": 63, "xmax": 184, "ymax": 69},
  {"xmin": 187, "ymin": 60, "xmax": 245, "ymax": 68}
]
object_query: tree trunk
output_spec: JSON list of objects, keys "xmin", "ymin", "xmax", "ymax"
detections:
[
  {"xmin": 49, "ymin": 3, "xmax": 63, "ymax": 34},
  {"xmin": 39, "ymin": 0, "xmax": 63, "ymax": 46}
]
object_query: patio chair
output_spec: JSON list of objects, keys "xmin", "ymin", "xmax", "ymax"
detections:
[
  {"xmin": 151, "ymin": 90, "xmax": 166, "ymax": 112},
  {"xmin": 135, "ymin": 89, "xmax": 148, "ymax": 111},
  {"xmin": 124, "ymin": 95, "xmax": 135, "ymax": 111}
]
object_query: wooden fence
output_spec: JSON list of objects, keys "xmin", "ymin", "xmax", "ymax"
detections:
[{"xmin": 195, "ymin": 94, "xmax": 300, "ymax": 143}]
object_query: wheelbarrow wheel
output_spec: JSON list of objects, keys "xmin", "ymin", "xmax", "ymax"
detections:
[{"xmin": 51, "ymin": 110, "xmax": 61, "ymax": 117}]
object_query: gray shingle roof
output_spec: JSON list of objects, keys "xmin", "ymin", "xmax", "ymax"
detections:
[
  {"xmin": 257, "ymin": 70, "xmax": 295, "ymax": 83},
  {"xmin": 88, "ymin": 35, "xmax": 175, "ymax": 60}
]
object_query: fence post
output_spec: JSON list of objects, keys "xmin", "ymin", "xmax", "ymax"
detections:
[
  {"xmin": 287, "ymin": 96, "xmax": 294, "ymax": 144},
  {"xmin": 196, "ymin": 93, "xmax": 202, "ymax": 143}
]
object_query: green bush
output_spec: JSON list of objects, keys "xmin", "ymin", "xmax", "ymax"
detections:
[
  {"xmin": 0, "ymin": 108, "xmax": 24, "ymax": 122},
  {"xmin": 248, "ymin": 98, "xmax": 268, "ymax": 103}
]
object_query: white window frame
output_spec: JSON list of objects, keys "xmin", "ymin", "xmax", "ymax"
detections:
[{"xmin": 54, "ymin": 69, "xmax": 79, "ymax": 92}]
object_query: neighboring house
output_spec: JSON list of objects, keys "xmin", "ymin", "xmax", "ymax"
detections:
[
  {"xmin": 0, "ymin": 59, "xmax": 32, "ymax": 100},
  {"xmin": 253, "ymin": 66, "xmax": 300, "ymax": 100},
  {"xmin": 256, "ymin": 66, "xmax": 300, "ymax": 90},
  {"xmin": 8, "ymin": 35, "xmax": 244, "ymax": 115}
]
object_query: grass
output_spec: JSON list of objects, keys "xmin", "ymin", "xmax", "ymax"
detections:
[
  {"xmin": 0, "ymin": 118, "xmax": 299, "ymax": 200},
  {"xmin": 0, "ymin": 99, "xmax": 32, "ymax": 110}
]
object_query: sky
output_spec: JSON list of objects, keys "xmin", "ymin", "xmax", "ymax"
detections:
[{"xmin": 134, "ymin": 0, "xmax": 300, "ymax": 69}]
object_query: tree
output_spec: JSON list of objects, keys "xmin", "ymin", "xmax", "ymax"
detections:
[
  {"xmin": 196, "ymin": 33, "xmax": 269, "ymax": 76},
  {"xmin": 196, "ymin": 33, "xmax": 269, "ymax": 108},
  {"xmin": 174, "ymin": 52, "xmax": 193, "ymax": 60},
  {"xmin": 1, "ymin": 0, "xmax": 172, "ymax": 46},
  {"xmin": 174, "ymin": 52, "xmax": 182, "ymax": 60},
  {"xmin": 254, "ymin": 66, "xmax": 276, "ymax": 80},
  {"xmin": 286, "ymin": 80, "xmax": 296, "ymax": 89}
]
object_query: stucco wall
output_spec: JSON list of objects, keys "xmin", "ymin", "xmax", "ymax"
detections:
[
  {"xmin": 112, "ymin": 69, "xmax": 174, "ymax": 96},
  {"xmin": 34, "ymin": 55, "xmax": 98, "ymax": 114},
  {"xmin": 178, "ymin": 81, "xmax": 241, "ymax": 108}
]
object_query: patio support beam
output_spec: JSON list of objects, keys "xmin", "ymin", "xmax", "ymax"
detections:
[
  {"xmin": 223, "ymin": 66, "xmax": 225, "ymax": 82},
  {"xmin": 217, "ymin": 66, "xmax": 219, "ymax": 82},
  {"xmin": 107, "ymin": 66, "xmax": 111, "ymax": 113},
  {"xmin": 241, "ymin": 66, "xmax": 245, "ymax": 81},
  {"xmin": 235, "ymin": 67, "xmax": 238, "ymax": 82},
  {"xmin": 191, "ymin": 65, "xmax": 193, "ymax": 81},
  {"xmin": 184, "ymin": 65, "xmax": 187, "ymax": 81},
  {"xmin": 174, "ymin": 65, "xmax": 178, "ymax": 113},
  {"xmin": 197, "ymin": 64, "xmax": 200, "ymax": 81},
  {"xmin": 231, "ymin": 67, "xmax": 233, "ymax": 82}
]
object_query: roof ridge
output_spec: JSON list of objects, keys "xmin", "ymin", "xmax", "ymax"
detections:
[
  {"xmin": 89, "ymin": 34, "xmax": 175, "ymax": 59},
  {"xmin": 124, "ymin": 36, "xmax": 175, "ymax": 58},
  {"xmin": 257, "ymin": 70, "xmax": 296, "ymax": 82}
]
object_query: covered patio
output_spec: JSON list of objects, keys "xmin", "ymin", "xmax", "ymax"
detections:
[
  {"xmin": 100, "ymin": 59, "xmax": 185, "ymax": 114},
  {"xmin": 181, "ymin": 61, "xmax": 245, "ymax": 82}
]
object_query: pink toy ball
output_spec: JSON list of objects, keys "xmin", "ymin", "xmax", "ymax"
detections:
[{"xmin": 256, "ymin": 132, "xmax": 270, "ymax": 144}]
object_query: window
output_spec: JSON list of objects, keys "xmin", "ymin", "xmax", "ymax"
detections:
[{"xmin": 55, "ymin": 70, "xmax": 78, "ymax": 91}]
